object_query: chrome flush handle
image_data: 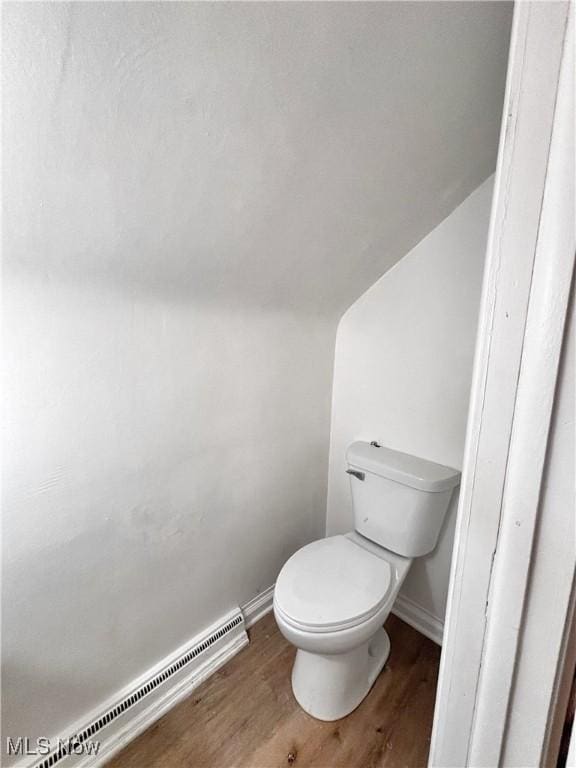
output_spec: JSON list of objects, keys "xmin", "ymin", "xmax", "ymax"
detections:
[{"xmin": 346, "ymin": 469, "xmax": 365, "ymax": 481}]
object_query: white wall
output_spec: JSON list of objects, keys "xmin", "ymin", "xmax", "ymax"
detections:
[
  {"xmin": 2, "ymin": 275, "xmax": 333, "ymax": 750},
  {"xmin": 326, "ymin": 178, "xmax": 494, "ymax": 627},
  {"xmin": 2, "ymin": 1, "xmax": 511, "ymax": 757}
]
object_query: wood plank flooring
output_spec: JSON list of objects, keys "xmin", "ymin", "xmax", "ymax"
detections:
[{"xmin": 107, "ymin": 613, "xmax": 440, "ymax": 768}]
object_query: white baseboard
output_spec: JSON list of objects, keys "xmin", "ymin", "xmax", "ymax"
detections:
[
  {"xmin": 16, "ymin": 588, "xmax": 278, "ymax": 768},
  {"xmin": 85, "ymin": 626, "xmax": 247, "ymax": 767},
  {"xmin": 241, "ymin": 584, "xmax": 275, "ymax": 628},
  {"xmin": 392, "ymin": 594, "xmax": 444, "ymax": 646},
  {"xmin": 18, "ymin": 610, "xmax": 248, "ymax": 768},
  {"xmin": 85, "ymin": 589, "xmax": 276, "ymax": 764}
]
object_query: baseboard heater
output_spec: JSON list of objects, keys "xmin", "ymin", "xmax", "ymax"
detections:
[{"xmin": 31, "ymin": 611, "xmax": 245, "ymax": 768}]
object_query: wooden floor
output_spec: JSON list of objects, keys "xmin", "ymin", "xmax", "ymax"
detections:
[{"xmin": 108, "ymin": 613, "xmax": 440, "ymax": 768}]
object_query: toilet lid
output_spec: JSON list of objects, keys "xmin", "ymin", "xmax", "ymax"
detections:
[{"xmin": 275, "ymin": 536, "xmax": 392, "ymax": 631}]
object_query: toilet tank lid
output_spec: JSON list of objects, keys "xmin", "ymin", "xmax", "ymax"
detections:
[{"xmin": 346, "ymin": 441, "xmax": 460, "ymax": 492}]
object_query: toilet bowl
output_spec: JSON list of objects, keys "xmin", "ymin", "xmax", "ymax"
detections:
[
  {"xmin": 274, "ymin": 532, "xmax": 412, "ymax": 721},
  {"xmin": 274, "ymin": 441, "xmax": 460, "ymax": 722}
]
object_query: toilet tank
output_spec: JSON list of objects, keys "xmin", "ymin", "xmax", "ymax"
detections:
[{"xmin": 346, "ymin": 441, "xmax": 460, "ymax": 558}]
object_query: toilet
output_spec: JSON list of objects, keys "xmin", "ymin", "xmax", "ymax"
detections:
[{"xmin": 273, "ymin": 440, "xmax": 460, "ymax": 721}]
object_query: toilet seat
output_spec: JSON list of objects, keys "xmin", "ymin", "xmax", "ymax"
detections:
[{"xmin": 275, "ymin": 535, "xmax": 393, "ymax": 633}]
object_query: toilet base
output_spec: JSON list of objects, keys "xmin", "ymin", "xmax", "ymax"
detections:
[{"xmin": 291, "ymin": 628, "xmax": 391, "ymax": 721}]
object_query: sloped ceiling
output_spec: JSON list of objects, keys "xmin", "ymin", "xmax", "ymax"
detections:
[{"xmin": 4, "ymin": 1, "xmax": 512, "ymax": 314}]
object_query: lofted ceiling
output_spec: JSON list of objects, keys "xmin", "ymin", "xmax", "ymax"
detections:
[{"xmin": 4, "ymin": 1, "xmax": 513, "ymax": 315}]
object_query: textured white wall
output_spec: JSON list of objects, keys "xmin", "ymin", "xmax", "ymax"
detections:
[
  {"xmin": 2, "ymin": 0, "xmax": 511, "ymax": 755},
  {"xmin": 3, "ymin": 275, "xmax": 332, "ymax": 748},
  {"xmin": 326, "ymin": 178, "xmax": 494, "ymax": 624}
]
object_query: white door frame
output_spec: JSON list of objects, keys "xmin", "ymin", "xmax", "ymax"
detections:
[{"xmin": 429, "ymin": 2, "xmax": 575, "ymax": 766}]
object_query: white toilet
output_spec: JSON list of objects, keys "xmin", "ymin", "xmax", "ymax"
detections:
[{"xmin": 273, "ymin": 440, "xmax": 460, "ymax": 721}]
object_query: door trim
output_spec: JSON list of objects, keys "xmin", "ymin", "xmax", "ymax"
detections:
[{"xmin": 429, "ymin": 2, "xmax": 575, "ymax": 765}]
